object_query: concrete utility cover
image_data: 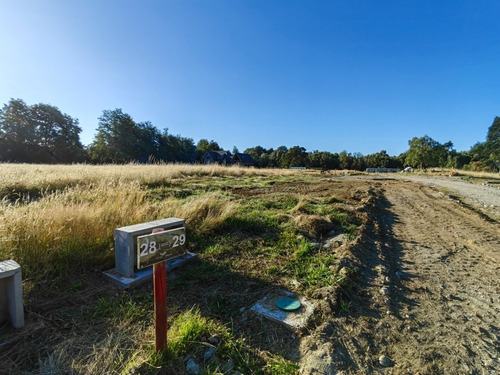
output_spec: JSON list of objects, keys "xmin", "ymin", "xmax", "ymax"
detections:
[{"xmin": 251, "ymin": 290, "xmax": 314, "ymax": 332}]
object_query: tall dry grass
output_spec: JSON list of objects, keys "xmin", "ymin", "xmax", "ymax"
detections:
[
  {"xmin": 427, "ymin": 167, "xmax": 500, "ymax": 179},
  {"xmin": 0, "ymin": 163, "xmax": 258, "ymax": 279},
  {"xmin": 0, "ymin": 163, "xmax": 301, "ymax": 195},
  {"xmin": 454, "ymin": 169, "xmax": 500, "ymax": 179}
]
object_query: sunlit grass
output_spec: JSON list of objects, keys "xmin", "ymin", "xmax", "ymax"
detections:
[
  {"xmin": 0, "ymin": 162, "xmax": 363, "ymax": 374},
  {"xmin": 0, "ymin": 163, "xmax": 303, "ymax": 196},
  {"xmin": 0, "ymin": 168, "xmax": 240, "ymax": 279}
]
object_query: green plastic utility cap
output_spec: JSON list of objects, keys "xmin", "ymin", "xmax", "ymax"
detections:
[{"xmin": 275, "ymin": 297, "xmax": 301, "ymax": 311}]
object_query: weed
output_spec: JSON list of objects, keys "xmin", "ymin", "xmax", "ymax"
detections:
[
  {"xmin": 91, "ymin": 293, "xmax": 151, "ymax": 322},
  {"xmin": 165, "ymin": 307, "xmax": 213, "ymax": 358},
  {"xmin": 205, "ymin": 243, "xmax": 225, "ymax": 256},
  {"xmin": 342, "ymin": 224, "xmax": 358, "ymax": 241},
  {"xmin": 330, "ymin": 210, "xmax": 348, "ymax": 226},
  {"xmin": 69, "ymin": 281, "xmax": 84, "ymax": 292},
  {"xmin": 265, "ymin": 357, "xmax": 300, "ymax": 374},
  {"xmin": 339, "ymin": 298, "xmax": 351, "ymax": 312},
  {"xmin": 267, "ymin": 265, "xmax": 281, "ymax": 276},
  {"xmin": 294, "ymin": 238, "xmax": 313, "ymax": 259}
]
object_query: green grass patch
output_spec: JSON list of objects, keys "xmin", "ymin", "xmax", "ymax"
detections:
[
  {"xmin": 91, "ymin": 292, "xmax": 152, "ymax": 322},
  {"xmin": 265, "ymin": 357, "xmax": 300, "ymax": 375},
  {"xmin": 150, "ymin": 307, "xmax": 261, "ymax": 373}
]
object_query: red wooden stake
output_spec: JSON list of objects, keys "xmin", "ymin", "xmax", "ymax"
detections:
[
  {"xmin": 152, "ymin": 228, "xmax": 167, "ymax": 352},
  {"xmin": 154, "ymin": 261, "xmax": 167, "ymax": 352}
]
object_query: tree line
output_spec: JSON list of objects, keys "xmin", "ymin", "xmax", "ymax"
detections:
[{"xmin": 1, "ymin": 98, "xmax": 498, "ymax": 171}]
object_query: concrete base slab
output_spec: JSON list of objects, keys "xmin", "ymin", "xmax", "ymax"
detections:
[
  {"xmin": 251, "ymin": 289, "xmax": 315, "ymax": 332},
  {"xmin": 104, "ymin": 252, "xmax": 197, "ymax": 289}
]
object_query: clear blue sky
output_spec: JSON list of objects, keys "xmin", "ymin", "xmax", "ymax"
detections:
[{"xmin": 1, "ymin": 1, "xmax": 499, "ymax": 156}]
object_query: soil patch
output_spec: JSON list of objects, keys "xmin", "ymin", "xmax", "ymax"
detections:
[{"xmin": 302, "ymin": 178, "xmax": 500, "ymax": 374}]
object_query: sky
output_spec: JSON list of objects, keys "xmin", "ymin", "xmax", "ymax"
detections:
[{"xmin": 1, "ymin": 0, "xmax": 499, "ymax": 156}]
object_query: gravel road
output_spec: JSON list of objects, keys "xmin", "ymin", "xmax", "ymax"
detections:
[{"xmin": 390, "ymin": 174, "xmax": 500, "ymax": 220}]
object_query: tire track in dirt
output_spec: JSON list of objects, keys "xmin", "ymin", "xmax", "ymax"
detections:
[
  {"xmin": 310, "ymin": 180, "xmax": 500, "ymax": 374},
  {"xmin": 382, "ymin": 181, "xmax": 500, "ymax": 374}
]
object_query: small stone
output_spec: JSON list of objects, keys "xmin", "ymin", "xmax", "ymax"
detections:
[
  {"xmin": 204, "ymin": 347, "xmax": 216, "ymax": 362},
  {"xmin": 339, "ymin": 267, "xmax": 349, "ymax": 276},
  {"xmin": 208, "ymin": 336, "xmax": 219, "ymax": 345},
  {"xmin": 239, "ymin": 307, "xmax": 246, "ymax": 313},
  {"xmin": 380, "ymin": 287, "xmax": 390, "ymax": 296},
  {"xmin": 222, "ymin": 358, "xmax": 234, "ymax": 373},
  {"xmin": 186, "ymin": 358, "xmax": 200, "ymax": 374},
  {"xmin": 379, "ymin": 355, "xmax": 391, "ymax": 367},
  {"xmin": 373, "ymin": 303, "xmax": 380, "ymax": 308}
]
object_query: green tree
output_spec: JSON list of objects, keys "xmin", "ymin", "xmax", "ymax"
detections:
[
  {"xmin": 244, "ymin": 146, "xmax": 271, "ymax": 167},
  {"xmin": 405, "ymin": 135, "xmax": 452, "ymax": 169},
  {"xmin": 196, "ymin": 139, "xmax": 221, "ymax": 154},
  {"xmin": 308, "ymin": 151, "xmax": 340, "ymax": 170},
  {"xmin": 195, "ymin": 139, "xmax": 221, "ymax": 161},
  {"xmin": 268, "ymin": 146, "xmax": 288, "ymax": 168},
  {"xmin": 89, "ymin": 110, "xmax": 196, "ymax": 164},
  {"xmin": 281, "ymin": 146, "xmax": 307, "ymax": 168},
  {"xmin": 467, "ymin": 117, "xmax": 500, "ymax": 171},
  {"xmin": 485, "ymin": 116, "xmax": 500, "ymax": 162},
  {"xmin": 0, "ymin": 98, "xmax": 34, "ymax": 162},
  {"xmin": 339, "ymin": 151, "xmax": 353, "ymax": 170},
  {"xmin": 365, "ymin": 150, "xmax": 391, "ymax": 168},
  {"xmin": 0, "ymin": 98, "xmax": 85, "ymax": 163},
  {"xmin": 160, "ymin": 130, "xmax": 196, "ymax": 163},
  {"xmin": 321, "ymin": 152, "xmax": 340, "ymax": 170},
  {"xmin": 446, "ymin": 150, "xmax": 471, "ymax": 169},
  {"xmin": 89, "ymin": 109, "xmax": 142, "ymax": 163}
]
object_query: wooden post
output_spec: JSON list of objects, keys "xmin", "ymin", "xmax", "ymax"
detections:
[
  {"xmin": 154, "ymin": 261, "xmax": 167, "ymax": 352},
  {"xmin": 152, "ymin": 228, "xmax": 167, "ymax": 352}
]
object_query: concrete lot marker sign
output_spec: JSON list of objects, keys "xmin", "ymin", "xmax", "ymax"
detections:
[
  {"xmin": 104, "ymin": 218, "xmax": 196, "ymax": 289},
  {"xmin": 137, "ymin": 227, "xmax": 186, "ymax": 269}
]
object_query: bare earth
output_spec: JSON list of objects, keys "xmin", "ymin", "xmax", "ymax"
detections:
[{"xmin": 301, "ymin": 176, "xmax": 500, "ymax": 374}]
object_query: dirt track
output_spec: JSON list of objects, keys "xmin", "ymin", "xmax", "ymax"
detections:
[{"xmin": 302, "ymin": 178, "xmax": 500, "ymax": 374}]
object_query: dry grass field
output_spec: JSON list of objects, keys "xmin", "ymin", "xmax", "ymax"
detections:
[{"xmin": 0, "ymin": 163, "xmax": 366, "ymax": 374}]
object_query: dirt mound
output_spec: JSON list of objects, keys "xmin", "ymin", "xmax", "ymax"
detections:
[{"xmin": 293, "ymin": 214, "xmax": 334, "ymax": 238}]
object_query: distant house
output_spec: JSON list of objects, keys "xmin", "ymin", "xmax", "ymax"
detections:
[
  {"xmin": 201, "ymin": 151, "xmax": 255, "ymax": 166},
  {"xmin": 202, "ymin": 150, "xmax": 232, "ymax": 165},
  {"xmin": 232, "ymin": 153, "xmax": 256, "ymax": 166}
]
